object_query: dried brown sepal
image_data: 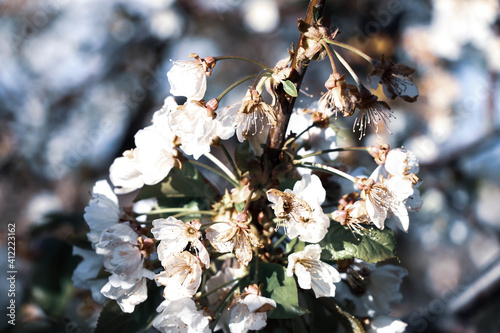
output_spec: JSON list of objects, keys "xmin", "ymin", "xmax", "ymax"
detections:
[
  {"xmin": 369, "ymin": 143, "xmax": 390, "ymax": 165},
  {"xmin": 368, "ymin": 55, "xmax": 419, "ymax": 102},
  {"xmin": 296, "ymin": 18, "xmax": 338, "ymax": 62},
  {"xmin": 319, "ymin": 73, "xmax": 358, "ymax": 117}
]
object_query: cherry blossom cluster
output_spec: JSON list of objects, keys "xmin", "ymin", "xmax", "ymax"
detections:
[{"xmin": 72, "ymin": 10, "xmax": 421, "ymax": 333}]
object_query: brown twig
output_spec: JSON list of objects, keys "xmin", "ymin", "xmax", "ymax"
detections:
[{"xmin": 266, "ymin": 0, "xmax": 326, "ymax": 164}]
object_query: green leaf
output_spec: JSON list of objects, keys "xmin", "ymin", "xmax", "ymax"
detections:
[
  {"xmin": 250, "ymin": 262, "xmax": 308, "ymax": 319},
  {"xmin": 334, "ymin": 303, "xmax": 365, "ymax": 333},
  {"xmin": 235, "ymin": 202, "xmax": 246, "ymax": 213},
  {"xmin": 94, "ymin": 301, "xmax": 133, "ymax": 333},
  {"xmin": 136, "ymin": 161, "xmax": 215, "ymax": 201},
  {"xmin": 317, "ymin": 298, "xmax": 365, "ymax": 333},
  {"xmin": 234, "ymin": 140, "xmax": 255, "ymax": 174},
  {"xmin": 95, "ymin": 289, "xmax": 160, "ymax": 333},
  {"xmin": 321, "ymin": 224, "xmax": 397, "ymax": 263},
  {"xmin": 285, "ymin": 237, "xmax": 306, "ymax": 254},
  {"xmin": 313, "ymin": 6, "xmax": 320, "ymax": 23},
  {"xmin": 304, "ymin": 292, "xmax": 341, "ymax": 332},
  {"xmin": 30, "ymin": 238, "xmax": 78, "ymax": 317},
  {"xmin": 282, "ymin": 80, "xmax": 298, "ymax": 97}
]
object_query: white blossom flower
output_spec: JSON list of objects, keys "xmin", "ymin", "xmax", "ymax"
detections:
[
  {"xmin": 287, "ymin": 109, "xmax": 339, "ymax": 166},
  {"xmin": 354, "ymin": 87, "xmax": 394, "ymax": 138},
  {"xmin": 384, "ymin": 148, "xmax": 419, "ymax": 177},
  {"xmin": 368, "ymin": 316, "xmax": 407, "ymax": 333},
  {"xmin": 94, "ymin": 223, "xmax": 155, "ymax": 312},
  {"xmin": 95, "ymin": 223, "xmax": 149, "ymax": 282},
  {"xmin": 167, "ymin": 54, "xmax": 215, "ymax": 101},
  {"xmin": 110, "ymin": 98, "xmax": 177, "ymax": 194},
  {"xmin": 205, "ymin": 259, "xmax": 246, "ymax": 306},
  {"xmin": 368, "ymin": 56, "xmax": 418, "ymax": 103},
  {"xmin": 72, "ymin": 247, "xmax": 107, "ymax": 304},
  {"xmin": 153, "ymin": 298, "xmax": 211, "ymax": 333},
  {"xmin": 228, "ymin": 285, "xmax": 276, "ymax": 333},
  {"xmin": 287, "ymin": 244, "xmax": 341, "ymax": 298},
  {"xmin": 155, "ymin": 251, "xmax": 203, "ymax": 301},
  {"xmin": 101, "ymin": 272, "xmax": 152, "ymax": 313},
  {"xmin": 109, "ymin": 148, "xmax": 144, "ymax": 194},
  {"xmin": 206, "ymin": 220, "xmax": 261, "ymax": 266},
  {"xmin": 217, "ymin": 89, "xmax": 277, "ymax": 142},
  {"xmin": 203, "ymin": 259, "xmax": 247, "ymax": 332},
  {"xmin": 318, "ymin": 73, "xmax": 357, "ymax": 117},
  {"xmin": 267, "ymin": 174, "xmax": 330, "ymax": 243},
  {"xmin": 337, "ymin": 262, "xmax": 407, "ymax": 318},
  {"xmin": 134, "ymin": 125, "xmax": 177, "ymax": 184},
  {"xmin": 151, "ymin": 217, "xmax": 210, "ymax": 268},
  {"xmin": 357, "ymin": 174, "xmax": 414, "ymax": 232},
  {"xmin": 167, "ymin": 99, "xmax": 224, "ymax": 159},
  {"xmin": 109, "ymin": 125, "xmax": 176, "ymax": 194},
  {"xmin": 84, "ymin": 180, "xmax": 120, "ymax": 246},
  {"xmin": 359, "ymin": 147, "xmax": 422, "ymax": 232},
  {"xmin": 332, "ymin": 193, "xmax": 370, "ymax": 234},
  {"xmin": 365, "ymin": 264, "xmax": 407, "ymax": 316},
  {"xmin": 384, "ymin": 148, "xmax": 422, "ymax": 213}
]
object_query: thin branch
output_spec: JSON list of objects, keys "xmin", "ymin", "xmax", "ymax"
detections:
[{"xmin": 266, "ymin": 0, "xmax": 326, "ymax": 157}]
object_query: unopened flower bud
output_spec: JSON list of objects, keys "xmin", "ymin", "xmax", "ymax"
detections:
[
  {"xmin": 236, "ymin": 213, "xmax": 248, "ymax": 223},
  {"xmin": 206, "ymin": 98, "xmax": 219, "ymax": 117},
  {"xmin": 203, "ymin": 56, "xmax": 216, "ymax": 75},
  {"xmin": 243, "ymin": 284, "xmax": 262, "ymax": 296},
  {"xmin": 138, "ymin": 237, "xmax": 156, "ymax": 258}
]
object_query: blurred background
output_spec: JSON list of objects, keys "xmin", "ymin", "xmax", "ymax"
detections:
[{"xmin": 1, "ymin": 0, "xmax": 499, "ymax": 332}]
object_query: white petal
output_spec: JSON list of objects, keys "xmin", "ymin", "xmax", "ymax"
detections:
[
  {"xmin": 385, "ymin": 148, "xmax": 419, "ymax": 176},
  {"xmin": 243, "ymin": 294, "xmax": 276, "ymax": 313},
  {"xmin": 387, "ymin": 177, "xmax": 414, "ymax": 202},
  {"xmin": 293, "ymin": 174, "xmax": 326, "ymax": 205},
  {"xmin": 109, "ymin": 152, "xmax": 144, "ymax": 194},
  {"xmin": 301, "ymin": 244, "xmax": 322, "ymax": 260},
  {"xmin": 101, "ymin": 274, "xmax": 149, "ymax": 313},
  {"xmin": 310, "ymin": 262, "xmax": 340, "ymax": 298},
  {"xmin": 368, "ymin": 316, "xmax": 407, "ymax": 333},
  {"xmin": 366, "ymin": 198, "xmax": 387, "ymax": 230},
  {"xmin": 206, "ymin": 223, "xmax": 236, "ymax": 253},
  {"xmin": 167, "ymin": 60, "xmax": 207, "ymax": 101},
  {"xmin": 153, "ymin": 298, "xmax": 210, "ymax": 333},
  {"xmin": 391, "ymin": 201, "xmax": 409, "ymax": 232},
  {"xmin": 405, "ymin": 189, "xmax": 423, "ymax": 211},
  {"xmin": 294, "ymin": 263, "xmax": 312, "ymax": 290}
]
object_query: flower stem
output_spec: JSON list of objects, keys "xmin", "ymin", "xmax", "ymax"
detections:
[
  {"xmin": 196, "ymin": 278, "xmax": 240, "ymax": 300},
  {"xmin": 144, "ymin": 208, "xmax": 216, "ymax": 216},
  {"xmin": 220, "ymin": 142, "xmax": 241, "ymax": 179},
  {"xmin": 204, "ymin": 152, "xmax": 240, "ymax": 186},
  {"xmin": 293, "ymin": 160, "xmax": 358, "ymax": 183},
  {"xmin": 216, "ymin": 74, "xmax": 258, "ymax": 102},
  {"xmin": 214, "ymin": 55, "xmax": 272, "ymax": 70},
  {"xmin": 321, "ymin": 40, "xmax": 338, "ymax": 73},
  {"xmin": 267, "ymin": 0, "xmax": 326, "ymax": 156},
  {"xmin": 190, "ymin": 158, "xmax": 240, "ymax": 188},
  {"xmin": 333, "ymin": 49, "xmax": 362, "ymax": 88},
  {"xmin": 324, "ymin": 38, "xmax": 374, "ymax": 64},
  {"xmin": 297, "ymin": 147, "xmax": 370, "ymax": 159},
  {"xmin": 212, "ymin": 281, "xmax": 242, "ymax": 330},
  {"xmin": 284, "ymin": 123, "xmax": 317, "ymax": 148},
  {"xmin": 272, "ymin": 233, "xmax": 289, "ymax": 250}
]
